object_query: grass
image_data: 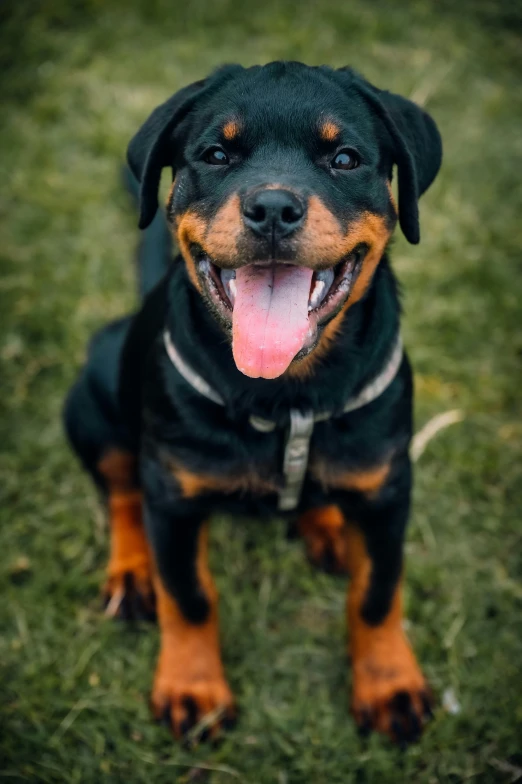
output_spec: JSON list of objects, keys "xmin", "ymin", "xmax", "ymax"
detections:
[{"xmin": 1, "ymin": 1, "xmax": 521, "ymax": 781}]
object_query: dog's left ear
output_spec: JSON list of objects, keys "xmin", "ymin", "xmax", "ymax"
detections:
[
  {"xmin": 127, "ymin": 65, "xmax": 242, "ymax": 229},
  {"xmin": 339, "ymin": 70, "xmax": 442, "ymax": 244}
]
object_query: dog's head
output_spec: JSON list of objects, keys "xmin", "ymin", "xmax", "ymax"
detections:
[{"xmin": 128, "ymin": 62, "xmax": 441, "ymax": 380}]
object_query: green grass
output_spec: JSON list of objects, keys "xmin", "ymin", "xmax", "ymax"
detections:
[{"xmin": 1, "ymin": 1, "xmax": 521, "ymax": 781}]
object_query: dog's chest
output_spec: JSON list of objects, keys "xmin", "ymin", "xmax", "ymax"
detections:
[{"xmin": 167, "ymin": 417, "xmax": 387, "ymax": 505}]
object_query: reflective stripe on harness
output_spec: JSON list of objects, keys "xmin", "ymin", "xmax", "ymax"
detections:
[{"xmin": 163, "ymin": 329, "xmax": 403, "ymax": 511}]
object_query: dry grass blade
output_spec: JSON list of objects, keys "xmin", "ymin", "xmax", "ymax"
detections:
[
  {"xmin": 104, "ymin": 587, "xmax": 125, "ymax": 618},
  {"xmin": 411, "ymin": 409, "xmax": 464, "ymax": 462},
  {"xmin": 184, "ymin": 703, "xmax": 227, "ymax": 745}
]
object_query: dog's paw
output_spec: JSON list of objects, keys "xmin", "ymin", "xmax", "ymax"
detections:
[
  {"xmin": 351, "ymin": 641, "xmax": 433, "ymax": 746},
  {"xmin": 297, "ymin": 506, "xmax": 349, "ymax": 574},
  {"xmin": 304, "ymin": 529, "xmax": 349, "ymax": 574},
  {"xmin": 103, "ymin": 565, "xmax": 156, "ymax": 622},
  {"xmin": 151, "ymin": 668, "xmax": 237, "ymax": 744}
]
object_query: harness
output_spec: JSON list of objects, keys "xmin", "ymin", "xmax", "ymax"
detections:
[{"xmin": 163, "ymin": 329, "xmax": 403, "ymax": 511}]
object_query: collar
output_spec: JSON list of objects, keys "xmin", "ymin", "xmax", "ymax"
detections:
[{"xmin": 163, "ymin": 329, "xmax": 403, "ymax": 511}]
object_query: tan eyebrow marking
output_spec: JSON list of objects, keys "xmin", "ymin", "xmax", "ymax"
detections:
[
  {"xmin": 319, "ymin": 119, "xmax": 341, "ymax": 142},
  {"xmin": 223, "ymin": 119, "xmax": 240, "ymax": 140}
]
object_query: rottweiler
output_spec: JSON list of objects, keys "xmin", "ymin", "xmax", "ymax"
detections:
[{"xmin": 64, "ymin": 61, "xmax": 442, "ymax": 746}]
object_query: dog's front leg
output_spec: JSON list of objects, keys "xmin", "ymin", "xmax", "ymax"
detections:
[
  {"xmin": 339, "ymin": 454, "xmax": 434, "ymax": 745},
  {"xmin": 144, "ymin": 501, "xmax": 236, "ymax": 742}
]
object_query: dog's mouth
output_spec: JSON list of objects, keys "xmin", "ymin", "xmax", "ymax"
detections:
[{"xmin": 193, "ymin": 246, "xmax": 366, "ymax": 379}]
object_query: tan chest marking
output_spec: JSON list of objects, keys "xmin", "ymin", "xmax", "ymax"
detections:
[
  {"xmin": 170, "ymin": 461, "xmax": 279, "ymax": 500},
  {"xmin": 309, "ymin": 460, "xmax": 390, "ymax": 497}
]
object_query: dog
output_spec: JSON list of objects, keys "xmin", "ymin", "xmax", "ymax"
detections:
[{"xmin": 64, "ymin": 61, "xmax": 442, "ymax": 746}]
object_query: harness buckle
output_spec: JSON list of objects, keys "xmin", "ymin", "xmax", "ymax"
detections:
[{"xmin": 278, "ymin": 409, "xmax": 315, "ymax": 511}]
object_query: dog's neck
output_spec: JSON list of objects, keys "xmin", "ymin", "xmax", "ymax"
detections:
[{"xmin": 164, "ymin": 255, "xmax": 401, "ymax": 422}]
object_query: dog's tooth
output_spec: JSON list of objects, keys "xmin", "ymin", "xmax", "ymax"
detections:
[
  {"xmin": 315, "ymin": 268, "xmax": 335, "ymax": 289},
  {"xmin": 220, "ymin": 268, "xmax": 236, "ymax": 284},
  {"xmin": 309, "ymin": 280, "xmax": 326, "ymax": 309},
  {"xmin": 220, "ymin": 268, "xmax": 237, "ymax": 306}
]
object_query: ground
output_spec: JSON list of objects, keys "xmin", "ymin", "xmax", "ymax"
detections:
[{"xmin": 0, "ymin": 1, "xmax": 521, "ymax": 782}]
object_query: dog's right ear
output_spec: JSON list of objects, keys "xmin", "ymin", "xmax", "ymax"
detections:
[
  {"xmin": 126, "ymin": 80, "xmax": 206, "ymax": 229},
  {"xmin": 127, "ymin": 66, "xmax": 241, "ymax": 229}
]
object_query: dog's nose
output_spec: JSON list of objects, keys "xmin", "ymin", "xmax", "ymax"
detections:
[{"xmin": 242, "ymin": 189, "xmax": 306, "ymax": 239}]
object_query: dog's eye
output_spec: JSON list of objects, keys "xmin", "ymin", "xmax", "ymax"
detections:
[
  {"xmin": 331, "ymin": 150, "xmax": 359, "ymax": 171},
  {"xmin": 205, "ymin": 147, "xmax": 230, "ymax": 166}
]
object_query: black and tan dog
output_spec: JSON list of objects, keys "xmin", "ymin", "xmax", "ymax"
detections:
[{"xmin": 64, "ymin": 62, "xmax": 442, "ymax": 746}]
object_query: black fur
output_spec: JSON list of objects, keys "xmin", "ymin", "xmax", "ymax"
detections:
[
  {"xmin": 64, "ymin": 63, "xmax": 441, "ymax": 639},
  {"xmin": 127, "ymin": 66, "xmax": 242, "ymax": 229}
]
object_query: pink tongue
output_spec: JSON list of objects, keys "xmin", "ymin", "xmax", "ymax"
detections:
[{"xmin": 232, "ymin": 264, "xmax": 314, "ymax": 379}]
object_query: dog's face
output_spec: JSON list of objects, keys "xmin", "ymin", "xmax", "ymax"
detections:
[{"xmin": 128, "ymin": 63, "xmax": 441, "ymax": 379}]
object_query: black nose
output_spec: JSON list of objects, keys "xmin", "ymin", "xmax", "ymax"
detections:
[{"xmin": 242, "ymin": 189, "xmax": 306, "ymax": 239}]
